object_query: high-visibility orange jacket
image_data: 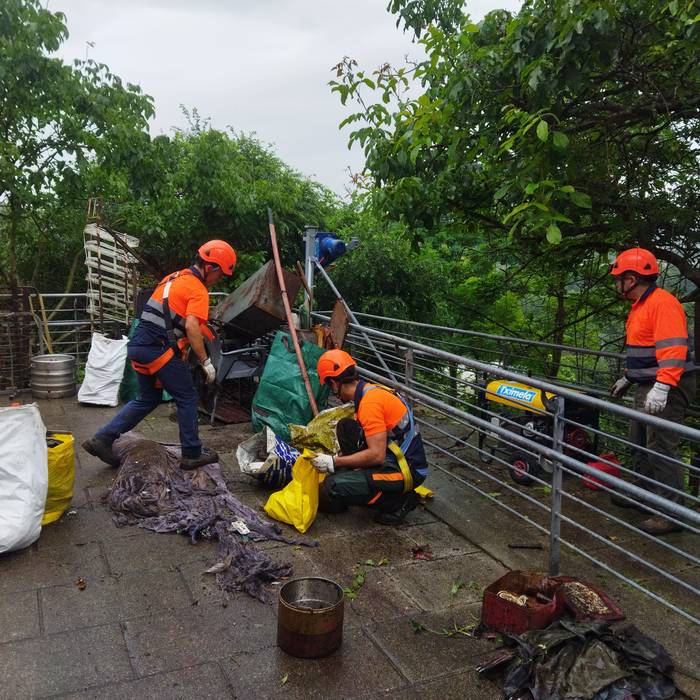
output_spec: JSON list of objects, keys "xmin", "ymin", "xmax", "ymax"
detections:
[
  {"xmin": 140, "ymin": 267, "xmax": 213, "ymax": 349},
  {"xmin": 624, "ymin": 285, "xmax": 695, "ymax": 386}
]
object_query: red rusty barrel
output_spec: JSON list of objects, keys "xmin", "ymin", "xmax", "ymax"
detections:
[{"xmin": 277, "ymin": 577, "xmax": 344, "ymax": 658}]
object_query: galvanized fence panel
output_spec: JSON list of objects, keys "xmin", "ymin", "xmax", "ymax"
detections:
[{"xmin": 313, "ymin": 311, "xmax": 700, "ymax": 626}]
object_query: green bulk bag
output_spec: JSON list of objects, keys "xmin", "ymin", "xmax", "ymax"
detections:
[
  {"xmin": 251, "ymin": 331, "xmax": 329, "ymax": 442},
  {"xmin": 119, "ymin": 319, "xmax": 172, "ymax": 403}
]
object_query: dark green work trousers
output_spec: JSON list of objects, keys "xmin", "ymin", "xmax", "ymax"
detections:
[
  {"xmin": 629, "ymin": 372, "xmax": 696, "ymax": 506},
  {"xmin": 320, "ymin": 418, "xmax": 424, "ymax": 513}
]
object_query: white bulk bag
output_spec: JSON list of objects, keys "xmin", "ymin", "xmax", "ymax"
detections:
[
  {"xmin": 77, "ymin": 332, "xmax": 129, "ymax": 407},
  {"xmin": 0, "ymin": 404, "xmax": 48, "ymax": 553}
]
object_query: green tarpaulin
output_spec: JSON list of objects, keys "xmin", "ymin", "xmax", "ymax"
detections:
[
  {"xmin": 119, "ymin": 319, "xmax": 172, "ymax": 403},
  {"xmin": 251, "ymin": 331, "xmax": 328, "ymax": 442}
]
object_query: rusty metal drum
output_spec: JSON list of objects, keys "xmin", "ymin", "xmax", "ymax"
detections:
[{"xmin": 277, "ymin": 577, "xmax": 345, "ymax": 658}]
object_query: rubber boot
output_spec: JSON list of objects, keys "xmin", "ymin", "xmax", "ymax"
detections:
[
  {"xmin": 180, "ymin": 447, "xmax": 219, "ymax": 471},
  {"xmin": 82, "ymin": 436, "xmax": 120, "ymax": 468},
  {"xmin": 374, "ymin": 490, "xmax": 419, "ymax": 525},
  {"xmin": 318, "ymin": 479, "xmax": 349, "ymax": 514}
]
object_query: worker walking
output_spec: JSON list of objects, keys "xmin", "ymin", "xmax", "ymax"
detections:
[
  {"xmin": 609, "ymin": 247, "xmax": 696, "ymax": 535},
  {"xmin": 82, "ymin": 240, "xmax": 236, "ymax": 470},
  {"xmin": 311, "ymin": 350, "xmax": 428, "ymax": 525}
]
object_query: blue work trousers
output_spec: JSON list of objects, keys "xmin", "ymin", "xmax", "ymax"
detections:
[{"xmin": 96, "ymin": 343, "xmax": 202, "ymax": 458}]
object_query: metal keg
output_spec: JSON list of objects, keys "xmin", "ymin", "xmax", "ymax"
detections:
[{"xmin": 31, "ymin": 354, "xmax": 77, "ymax": 399}]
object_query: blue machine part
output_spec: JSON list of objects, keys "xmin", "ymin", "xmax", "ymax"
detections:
[{"xmin": 315, "ymin": 231, "xmax": 347, "ymax": 267}]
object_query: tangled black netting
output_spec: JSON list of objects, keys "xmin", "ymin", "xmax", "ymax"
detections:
[{"xmin": 104, "ymin": 433, "xmax": 316, "ymax": 602}]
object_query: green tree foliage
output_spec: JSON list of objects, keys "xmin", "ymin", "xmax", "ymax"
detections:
[
  {"xmin": 332, "ymin": 0, "xmax": 700, "ymax": 350},
  {"xmin": 0, "ymin": 0, "xmax": 154, "ymax": 291},
  {"xmin": 95, "ymin": 113, "xmax": 338, "ymax": 285},
  {"xmin": 323, "ymin": 195, "xmax": 451, "ymax": 322}
]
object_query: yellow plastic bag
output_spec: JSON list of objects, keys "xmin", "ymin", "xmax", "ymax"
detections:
[
  {"xmin": 264, "ymin": 449, "xmax": 324, "ymax": 534},
  {"xmin": 42, "ymin": 433, "xmax": 75, "ymax": 526}
]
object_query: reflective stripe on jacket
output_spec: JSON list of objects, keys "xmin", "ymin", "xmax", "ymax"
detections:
[
  {"xmin": 353, "ymin": 380, "xmax": 429, "ymax": 478},
  {"xmin": 140, "ymin": 267, "xmax": 211, "ymax": 348},
  {"xmin": 625, "ymin": 285, "xmax": 696, "ymax": 386}
]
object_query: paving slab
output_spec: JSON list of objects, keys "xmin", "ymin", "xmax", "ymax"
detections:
[
  {"xmin": 58, "ymin": 662, "xmax": 233, "ymax": 700},
  {"xmin": 403, "ymin": 521, "xmax": 483, "ymax": 560},
  {"xmin": 0, "ymin": 590, "xmax": 40, "ymax": 643},
  {"xmin": 39, "ymin": 567, "xmax": 193, "ymax": 634},
  {"xmin": 387, "ymin": 551, "xmax": 508, "ymax": 613},
  {"xmin": 123, "ymin": 598, "xmax": 277, "ymax": 676},
  {"xmin": 102, "ymin": 531, "xmax": 213, "ymax": 576},
  {"xmin": 0, "ymin": 542, "xmax": 107, "ymax": 595},
  {"xmin": 222, "ymin": 627, "xmax": 406, "ymax": 699},
  {"xmin": 0, "ymin": 623, "xmax": 133, "ymax": 699},
  {"xmin": 306, "ymin": 528, "xmax": 421, "ymax": 578},
  {"xmin": 343, "ymin": 566, "xmax": 422, "ymax": 626},
  {"xmin": 364, "ymin": 604, "xmax": 496, "ymax": 685},
  {"xmin": 370, "ymin": 668, "xmax": 502, "ymax": 700}
]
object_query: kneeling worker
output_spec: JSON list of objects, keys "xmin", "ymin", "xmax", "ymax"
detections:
[
  {"xmin": 312, "ymin": 349, "xmax": 428, "ymax": 525},
  {"xmin": 82, "ymin": 240, "xmax": 236, "ymax": 470}
]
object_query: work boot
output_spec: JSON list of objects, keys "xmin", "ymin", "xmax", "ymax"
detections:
[
  {"xmin": 639, "ymin": 516, "xmax": 683, "ymax": 536},
  {"xmin": 610, "ymin": 481, "xmax": 648, "ymax": 511},
  {"xmin": 374, "ymin": 490, "xmax": 420, "ymax": 526},
  {"xmin": 82, "ymin": 436, "xmax": 120, "ymax": 468},
  {"xmin": 180, "ymin": 447, "xmax": 219, "ymax": 471}
]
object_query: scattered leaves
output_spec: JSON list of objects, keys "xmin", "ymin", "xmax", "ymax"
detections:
[
  {"xmin": 280, "ymin": 673, "xmax": 289, "ymax": 686},
  {"xmin": 411, "ymin": 546, "xmax": 433, "ymax": 561},
  {"xmin": 450, "ymin": 580, "xmax": 465, "ymax": 596},
  {"xmin": 410, "ymin": 619, "xmax": 427, "ymax": 634},
  {"xmin": 343, "ymin": 556, "xmax": 389, "ymax": 600}
]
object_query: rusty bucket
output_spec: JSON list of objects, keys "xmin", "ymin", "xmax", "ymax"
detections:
[{"xmin": 277, "ymin": 577, "xmax": 344, "ymax": 658}]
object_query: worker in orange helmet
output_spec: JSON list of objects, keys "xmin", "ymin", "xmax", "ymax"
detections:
[
  {"xmin": 312, "ymin": 349, "xmax": 429, "ymax": 525},
  {"xmin": 83, "ymin": 240, "xmax": 236, "ymax": 471},
  {"xmin": 609, "ymin": 247, "xmax": 696, "ymax": 535}
]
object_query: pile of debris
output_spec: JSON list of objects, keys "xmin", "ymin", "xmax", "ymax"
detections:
[{"xmin": 105, "ymin": 433, "xmax": 315, "ymax": 602}]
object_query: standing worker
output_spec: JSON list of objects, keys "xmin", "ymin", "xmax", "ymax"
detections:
[
  {"xmin": 311, "ymin": 350, "xmax": 429, "ymax": 525},
  {"xmin": 609, "ymin": 247, "xmax": 696, "ymax": 535},
  {"xmin": 82, "ymin": 240, "xmax": 236, "ymax": 470}
]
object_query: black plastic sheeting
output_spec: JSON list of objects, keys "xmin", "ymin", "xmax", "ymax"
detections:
[
  {"xmin": 502, "ymin": 619, "xmax": 675, "ymax": 700},
  {"xmin": 105, "ymin": 433, "xmax": 315, "ymax": 602}
]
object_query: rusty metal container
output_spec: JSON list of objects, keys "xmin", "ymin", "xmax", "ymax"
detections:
[
  {"xmin": 277, "ymin": 577, "xmax": 345, "ymax": 658},
  {"xmin": 214, "ymin": 261, "xmax": 302, "ymax": 342}
]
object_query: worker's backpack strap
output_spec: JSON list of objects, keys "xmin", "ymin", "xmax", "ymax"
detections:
[
  {"xmin": 387, "ymin": 441, "xmax": 414, "ymax": 494},
  {"xmin": 161, "ymin": 272, "xmax": 184, "ymax": 352}
]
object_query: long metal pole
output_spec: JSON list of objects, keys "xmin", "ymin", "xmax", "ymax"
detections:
[
  {"xmin": 343, "ymin": 320, "xmax": 700, "ymax": 442},
  {"xmin": 548, "ymin": 396, "xmax": 565, "ymax": 576},
  {"xmin": 313, "ymin": 259, "xmax": 397, "ymax": 382},
  {"xmin": 359, "ymin": 366, "xmax": 700, "ymax": 528},
  {"xmin": 332, "ymin": 310, "xmax": 624, "ymax": 360},
  {"xmin": 268, "ymin": 209, "xmax": 318, "ymax": 417}
]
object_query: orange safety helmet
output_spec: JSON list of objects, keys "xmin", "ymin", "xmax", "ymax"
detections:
[
  {"xmin": 609, "ymin": 247, "xmax": 659, "ymax": 277},
  {"xmin": 198, "ymin": 240, "xmax": 237, "ymax": 276},
  {"xmin": 317, "ymin": 349, "xmax": 357, "ymax": 385}
]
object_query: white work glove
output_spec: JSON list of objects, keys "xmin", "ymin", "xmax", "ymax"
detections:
[
  {"xmin": 201, "ymin": 357, "xmax": 216, "ymax": 385},
  {"xmin": 311, "ymin": 454, "xmax": 335, "ymax": 474},
  {"xmin": 644, "ymin": 382, "xmax": 670, "ymax": 415},
  {"xmin": 610, "ymin": 376, "xmax": 632, "ymax": 398}
]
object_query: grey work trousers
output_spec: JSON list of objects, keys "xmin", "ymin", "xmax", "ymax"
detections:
[{"xmin": 629, "ymin": 372, "xmax": 696, "ymax": 506}]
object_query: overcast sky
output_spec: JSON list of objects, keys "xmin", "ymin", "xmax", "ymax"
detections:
[{"xmin": 54, "ymin": 0, "xmax": 521, "ymax": 195}]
